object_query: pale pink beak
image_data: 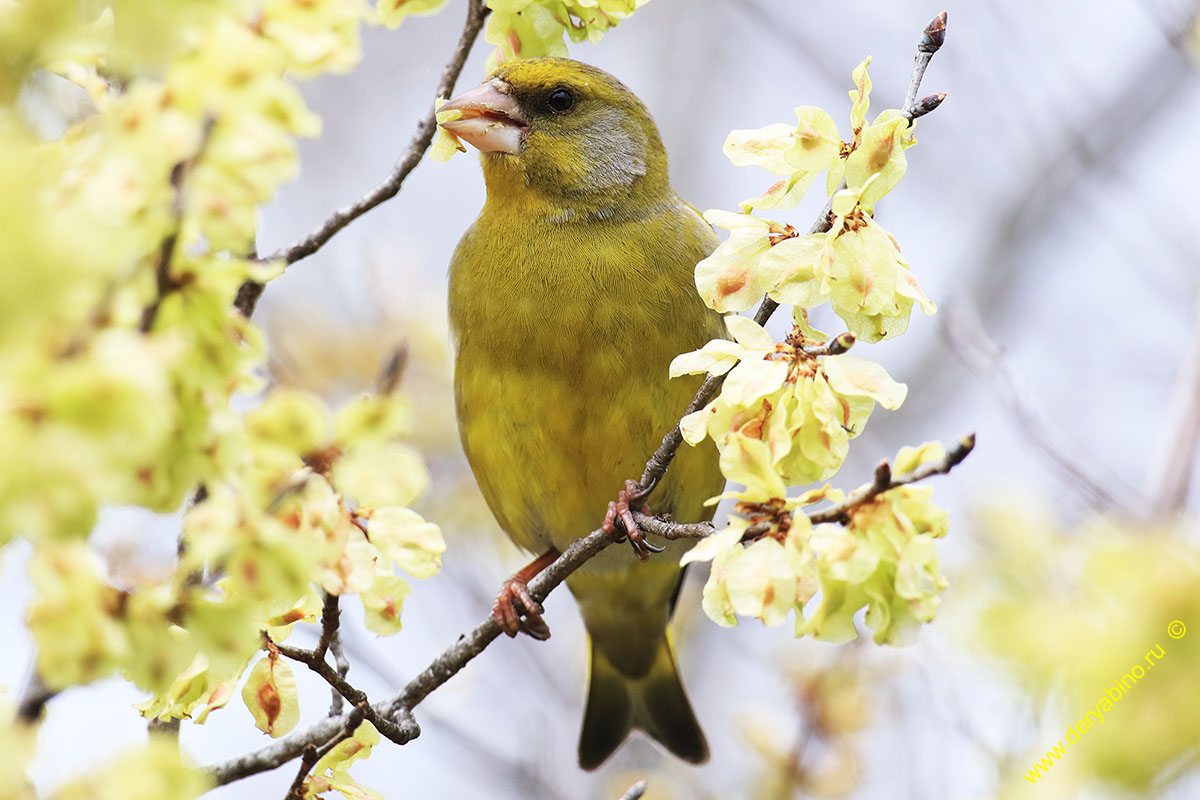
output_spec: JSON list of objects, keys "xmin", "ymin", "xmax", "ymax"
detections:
[{"xmin": 439, "ymin": 79, "xmax": 529, "ymax": 155}]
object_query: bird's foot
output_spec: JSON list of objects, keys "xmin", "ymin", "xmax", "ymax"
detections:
[
  {"xmin": 493, "ymin": 580, "xmax": 550, "ymax": 640},
  {"xmin": 492, "ymin": 548, "xmax": 559, "ymax": 640},
  {"xmin": 602, "ymin": 479, "xmax": 665, "ymax": 562}
]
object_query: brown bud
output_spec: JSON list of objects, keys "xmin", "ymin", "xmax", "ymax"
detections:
[{"xmin": 921, "ymin": 11, "xmax": 948, "ymax": 53}]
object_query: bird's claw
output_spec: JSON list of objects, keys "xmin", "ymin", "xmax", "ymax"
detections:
[
  {"xmin": 602, "ymin": 479, "xmax": 664, "ymax": 562},
  {"xmin": 493, "ymin": 577, "xmax": 551, "ymax": 640}
]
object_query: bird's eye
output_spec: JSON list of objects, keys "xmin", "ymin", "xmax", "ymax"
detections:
[{"xmin": 547, "ymin": 87, "xmax": 575, "ymax": 113}]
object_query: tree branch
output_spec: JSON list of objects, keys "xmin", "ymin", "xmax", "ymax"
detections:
[
  {"xmin": 139, "ymin": 116, "xmax": 216, "ymax": 332},
  {"xmin": 283, "ymin": 704, "xmax": 367, "ymax": 800},
  {"xmin": 902, "ymin": 12, "xmax": 946, "ymax": 122},
  {"xmin": 204, "ymin": 13, "xmax": 951, "ymax": 787},
  {"xmin": 233, "ymin": 0, "xmax": 491, "ymax": 319},
  {"xmin": 800, "ymin": 331, "xmax": 856, "ymax": 357},
  {"xmin": 1145, "ymin": 287, "xmax": 1200, "ymax": 517},
  {"xmin": 631, "ymin": 431, "xmax": 975, "ymax": 540},
  {"xmin": 208, "ymin": 714, "xmax": 348, "ymax": 785},
  {"xmin": 283, "ymin": 744, "xmax": 319, "ymax": 800},
  {"xmin": 940, "ymin": 300, "xmax": 1143, "ymax": 517},
  {"xmin": 327, "ymin": 628, "xmax": 350, "ymax": 718},
  {"xmin": 308, "ymin": 591, "xmax": 352, "ymax": 717},
  {"xmin": 617, "ymin": 780, "xmax": 648, "ymax": 800},
  {"xmin": 16, "ymin": 672, "xmax": 55, "ymax": 724},
  {"xmin": 206, "ymin": 525, "xmax": 611, "ymax": 786},
  {"xmin": 205, "ymin": 426, "xmax": 972, "ymax": 788},
  {"xmin": 272, "ymin": 637, "xmax": 419, "ymax": 748},
  {"xmin": 312, "ymin": 591, "xmax": 340, "ymax": 665},
  {"xmin": 808, "ymin": 432, "xmax": 974, "ymax": 524}
]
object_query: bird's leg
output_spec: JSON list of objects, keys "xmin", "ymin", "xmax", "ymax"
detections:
[
  {"xmin": 602, "ymin": 479, "xmax": 665, "ymax": 562},
  {"xmin": 493, "ymin": 547, "xmax": 560, "ymax": 641}
]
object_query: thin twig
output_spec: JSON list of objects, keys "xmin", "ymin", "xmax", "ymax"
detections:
[
  {"xmin": 633, "ymin": 515, "xmax": 717, "ymax": 540},
  {"xmin": 283, "ymin": 704, "xmax": 367, "ymax": 800},
  {"xmin": 313, "ymin": 707, "xmax": 363, "ymax": 761},
  {"xmin": 902, "ymin": 12, "xmax": 947, "ymax": 122},
  {"xmin": 375, "ymin": 344, "xmax": 410, "ymax": 395},
  {"xmin": 16, "ymin": 672, "xmax": 56, "ymax": 723},
  {"xmin": 271, "ymin": 637, "xmax": 419, "ymax": 747},
  {"xmin": 207, "ymin": 714, "xmax": 343, "ymax": 785},
  {"xmin": 139, "ymin": 116, "xmax": 216, "ymax": 332},
  {"xmin": 138, "ymin": 220, "xmax": 182, "ymax": 332},
  {"xmin": 313, "ymin": 592, "xmax": 340, "ymax": 665},
  {"xmin": 808, "ymin": 432, "xmax": 974, "ymax": 524},
  {"xmin": 207, "ymin": 525, "xmax": 611, "ymax": 786},
  {"xmin": 639, "ymin": 287, "xmax": 795, "ymax": 493},
  {"xmin": 148, "ymin": 717, "xmax": 182, "ymax": 738},
  {"xmin": 1145, "ymin": 288, "xmax": 1200, "ymax": 517},
  {"xmin": 336, "ymin": 625, "xmax": 573, "ymax": 800},
  {"xmin": 800, "ymin": 332, "xmax": 856, "ymax": 357},
  {"xmin": 617, "ymin": 781, "xmax": 648, "ymax": 800},
  {"xmin": 940, "ymin": 300, "xmax": 1142, "ymax": 517},
  {"xmin": 233, "ymin": 0, "xmax": 491, "ymax": 318},
  {"xmin": 284, "ymin": 745, "xmax": 319, "ymax": 800},
  {"xmin": 312, "ymin": 591, "xmax": 347, "ymax": 716},
  {"xmin": 633, "ymin": 433, "xmax": 975, "ymax": 539},
  {"xmin": 328, "ymin": 629, "xmax": 350, "ymax": 718},
  {"xmin": 204, "ymin": 15, "xmax": 950, "ymax": 786}
]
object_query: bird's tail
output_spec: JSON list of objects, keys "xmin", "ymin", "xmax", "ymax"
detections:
[{"xmin": 578, "ymin": 631, "xmax": 707, "ymax": 770}]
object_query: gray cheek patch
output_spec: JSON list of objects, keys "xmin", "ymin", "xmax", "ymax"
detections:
[{"xmin": 578, "ymin": 106, "xmax": 647, "ymax": 192}]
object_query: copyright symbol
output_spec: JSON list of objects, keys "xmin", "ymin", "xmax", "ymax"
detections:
[{"xmin": 1168, "ymin": 620, "xmax": 1186, "ymax": 639}]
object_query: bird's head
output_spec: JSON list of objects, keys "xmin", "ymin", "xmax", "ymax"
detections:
[{"xmin": 439, "ymin": 58, "xmax": 670, "ymax": 216}]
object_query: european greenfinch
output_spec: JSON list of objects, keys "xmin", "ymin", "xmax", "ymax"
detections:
[{"xmin": 441, "ymin": 58, "xmax": 725, "ymax": 769}]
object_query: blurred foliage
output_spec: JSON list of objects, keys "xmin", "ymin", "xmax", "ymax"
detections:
[
  {"xmin": 0, "ymin": 0, "xmax": 439, "ymax": 796},
  {"xmin": 263, "ymin": 291, "xmax": 514, "ymax": 556},
  {"xmin": 739, "ymin": 652, "xmax": 874, "ymax": 799},
  {"xmin": 377, "ymin": 0, "xmax": 647, "ymax": 71},
  {"xmin": 964, "ymin": 504, "xmax": 1200, "ymax": 796},
  {"xmin": 51, "ymin": 737, "xmax": 212, "ymax": 800}
]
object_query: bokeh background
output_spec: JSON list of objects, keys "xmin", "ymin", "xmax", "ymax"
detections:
[{"xmin": 6, "ymin": 0, "xmax": 1200, "ymax": 797}]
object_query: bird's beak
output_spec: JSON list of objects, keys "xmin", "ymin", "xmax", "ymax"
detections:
[{"xmin": 438, "ymin": 79, "xmax": 529, "ymax": 155}]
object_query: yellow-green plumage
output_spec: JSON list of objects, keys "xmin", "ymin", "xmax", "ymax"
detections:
[{"xmin": 446, "ymin": 58, "xmax": 725, "ymax": 768}]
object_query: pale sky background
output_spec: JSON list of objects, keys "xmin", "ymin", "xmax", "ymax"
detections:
[{"xmin": 6, "ymin": 0, "xmax": 1200, "ymax": 798}]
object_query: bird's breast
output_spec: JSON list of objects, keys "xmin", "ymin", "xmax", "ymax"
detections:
[{"xmin": 448, "ymin": 201, "xmax": 722, "ymax": 557}]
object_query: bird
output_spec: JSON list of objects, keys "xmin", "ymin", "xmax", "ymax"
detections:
[{"xmin": 440, "ymin": 57, "xmax": 726, "ymax": 770}]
